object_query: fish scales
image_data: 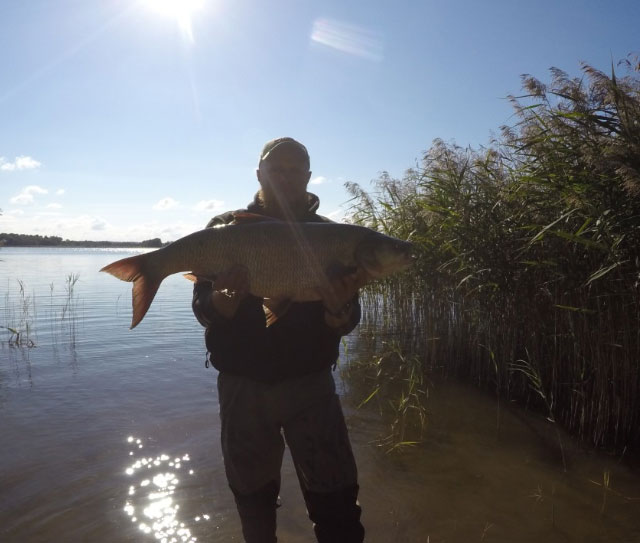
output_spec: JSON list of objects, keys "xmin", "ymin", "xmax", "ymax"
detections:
[
  {"xmin": 160, "ymin": 222, "xmax": 370, "ymax": 299},
  {"xmin": 101, "ymin": 220, "xmax": 413, "ymax": 328}
]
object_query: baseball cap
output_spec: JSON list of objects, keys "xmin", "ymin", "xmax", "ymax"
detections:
[{"xmin": 259, "ymin": 137, "xmax": 310, "ymax": 165}]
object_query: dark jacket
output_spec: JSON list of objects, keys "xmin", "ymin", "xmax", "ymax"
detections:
[{"xmin": 192, "ymin": 192, "xmax": 361, "ymax": 383}]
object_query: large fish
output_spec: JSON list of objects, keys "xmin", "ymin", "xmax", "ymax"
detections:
[{"xmin": 101, "ymin": 217, "xmax": 413, "ymax": 328}]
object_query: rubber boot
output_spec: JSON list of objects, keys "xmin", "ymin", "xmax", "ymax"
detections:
[
  {"xmin": 304, "ymin": 484, "xmax": 365, "ymax": 543},
  {"xmin": 232, "ymin": 480, "xmax": 280, "ymax": 543}
]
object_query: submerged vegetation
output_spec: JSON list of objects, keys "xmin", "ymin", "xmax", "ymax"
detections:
[
  {"xmin": 344, "ymin": 337, "xmax": 429, "ymax": 453},
  {"xmin": 3, "ymin": 280, "xmax": 37, "ymax": 348},
  {"xmin": 2, "ymin": 274, "xmax": 82, "ymax": 348},
  {"xmin": 348, "ymin": 56, "xmax": 640, "ymax": 452}
]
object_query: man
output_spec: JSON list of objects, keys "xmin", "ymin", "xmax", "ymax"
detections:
[{"xmin": 192, "ymin": 137, "xmax": 366, "ymax": 543}]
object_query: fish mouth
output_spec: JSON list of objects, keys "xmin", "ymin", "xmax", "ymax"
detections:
[
  {"xmin": 403, "ymin": 253, "xmax": 416, "ymax": 268},
  {"xmin": 401, "ymin": 241, "xmax": 416, "ymax": 263},
  {"xmin": 393, "ymin": 244, "xmax": 415, "ymax": 271}
]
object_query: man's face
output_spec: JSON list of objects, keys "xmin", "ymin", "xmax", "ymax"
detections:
[{"xmin": 257, "ymin": 144, "xmax": 311, "ymax": 207}]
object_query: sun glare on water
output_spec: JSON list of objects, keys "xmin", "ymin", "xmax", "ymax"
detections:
[{"xmin": 142, "ymin": 0, "xmax": 205, "ymax": 43}]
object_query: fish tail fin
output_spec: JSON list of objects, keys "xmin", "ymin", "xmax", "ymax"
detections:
[{"xmin": 100, "ymin": 254, "xmax": 163, "ymax": 329}]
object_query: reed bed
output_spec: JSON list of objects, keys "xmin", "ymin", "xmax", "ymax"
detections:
[{"xmin": 348, "ymin": 56, "xmax": 640, "ymax": 451}]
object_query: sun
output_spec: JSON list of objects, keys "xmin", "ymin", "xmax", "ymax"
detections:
[{"xmin": 142, "ymin": 0, "xmax": 205, "ymax": 42}]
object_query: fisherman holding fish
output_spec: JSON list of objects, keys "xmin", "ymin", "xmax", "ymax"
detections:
[
  {"xmin": 192, "ymin": 138, "xmax": 366, "ymax": 543},
  {"xmin": 101, "ymin": 137, "xmax": 412, "ymax": 541}
]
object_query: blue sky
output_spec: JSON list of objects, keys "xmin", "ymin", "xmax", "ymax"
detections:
[{"xmin": 1, "ymin": 0, "xmax": 638, "ymax": 241}]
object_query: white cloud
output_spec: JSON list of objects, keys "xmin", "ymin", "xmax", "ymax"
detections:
[
  {"xmin": 90, "ymin": 218, "xmax": 108, "ymax": 231},
  {"xmin": 56, "ymin": 189, "xmax": 65, "ymax": 195},
  {"xmin": 47, "ymin": 203, "xmax": 63, "ymax": 209},
  {"xmin": 0, "ymin": 155, "xmax": 42, "ymax": 171},
  {"xmin": 310, "ymin": 176, "xmax": 328, "ymax": 185},
  {"xmin": 153, "ymin": 197, "xmax": 180, "ymax": 210},
  {"xmin": 50, "ymin": 215, "xmax": 111, "ymax": 236},
  {"xmin": 107, "ymin": 220, "xmax": 199, "ymax": 243},
  {"xmin": 10, "ymin": 185, "xmax": 48, "ymax": 205},
  {"xmin": 157, "ymin": 222, "xmax": 200, "ymax": 242},
  {"xmin": 194, "ymin": 199, "xmax": 225, "ymax": 212},
  {"xmin": 0, "ymin": 208, "xmax": 204, "ymax": 243},
  {"xmin": 326, "ymin": 208, "xmax": 346, "ymax": 222}
]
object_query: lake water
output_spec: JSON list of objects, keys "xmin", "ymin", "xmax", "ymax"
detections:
[{"xmin": 1, "ymin": 247, "xmax": 639, "ymax": 542}]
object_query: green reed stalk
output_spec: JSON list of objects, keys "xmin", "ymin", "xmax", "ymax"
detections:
[
  {"xmin": 3, "ymin": 279, "xmax": 37, "ymax": 347},
  {"xmin": 61, "ymin": 273, "xmax": 80, "ymax": 346},
  {"xmin": 345, "ymin": 337, "xmax": 429, "ymax": 453},
  {"xmin": 2, "ymin": 274, "xmax": 82, "ymax": 348}
]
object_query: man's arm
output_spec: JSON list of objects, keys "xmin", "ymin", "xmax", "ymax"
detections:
[{"xmin": 319, "ymin": 267, "xmax": 366, "ymax": 336}]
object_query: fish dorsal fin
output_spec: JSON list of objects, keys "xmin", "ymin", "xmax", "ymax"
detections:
[{"xmin": 232, "ymin": 212, "xmax": 281, "ymax": 225}]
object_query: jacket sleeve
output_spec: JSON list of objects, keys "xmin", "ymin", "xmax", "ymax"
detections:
[{"xmin": 192, "ymin": 281, "xmax": 222, "ymax": 327}]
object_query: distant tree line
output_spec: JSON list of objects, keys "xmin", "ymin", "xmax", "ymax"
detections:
[{"xmin": 0, "ymin": 233, "xmax": 166, "ymax": 248}]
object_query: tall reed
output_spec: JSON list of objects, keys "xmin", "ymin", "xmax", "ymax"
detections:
[
  {"xmin": 347, "ymin": 56, "xmax": 640, "ymax": 451},
  {"xmin": 61, "ymin": 273, "xmax": 80, "ymax": 346},
  {"xmin": 3, "ymin": 279, "xmax": 37, "ymax": 347}
]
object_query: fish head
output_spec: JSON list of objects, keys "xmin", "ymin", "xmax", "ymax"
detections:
[{"xmin": 355, "ymin": 232, "xmax": 414, "ymax": 279}]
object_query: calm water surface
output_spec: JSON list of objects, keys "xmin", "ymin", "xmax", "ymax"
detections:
[{"xmin": 1, "ymin": 247, "xmax": 639, "ymax": 542}]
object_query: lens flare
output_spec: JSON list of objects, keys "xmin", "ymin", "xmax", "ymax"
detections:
[
  {"xmin": 311, "ymin": 18, "xmax": 383, "ymax": 62},
  {"xmin": 141, "ymin": 0, "xmax": 205, "ymax": 43}
]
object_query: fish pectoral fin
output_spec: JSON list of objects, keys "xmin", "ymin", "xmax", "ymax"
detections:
[
  {"xmin": 232, "ymin": 212, "xmax": 281, "ymax": 224},
  {"xmin": 183, "ymin": 272, "xmax": 217, "ymax": 283},
  {"xmin": 264, "ymin": 307, "xmax": 277, "ymax": 327},
  {"xmin": 263, "ymin": 297, "xmax": 293, "ymax": 327}
]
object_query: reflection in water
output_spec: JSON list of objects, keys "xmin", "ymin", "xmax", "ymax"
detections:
[
  {"xmin": 1, "ymin": 343, "xmax": 34, "ymax": 388},
  {"xmin": 123, "ymin": 436, "xmax": 210, "ymax": 543}
]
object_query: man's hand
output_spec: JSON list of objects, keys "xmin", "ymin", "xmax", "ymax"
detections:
[
  {"xmin": 317, "ymin": 266, "xmax": 368, "ymax": 326},
  {"xmin": 199, "ymin": 265, "xmax": 250, "ymax": 319}
]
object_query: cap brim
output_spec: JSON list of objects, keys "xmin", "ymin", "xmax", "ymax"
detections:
[{"xmin": 261, "ymin": 140, "xmax": 309, "ymax": 163}]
